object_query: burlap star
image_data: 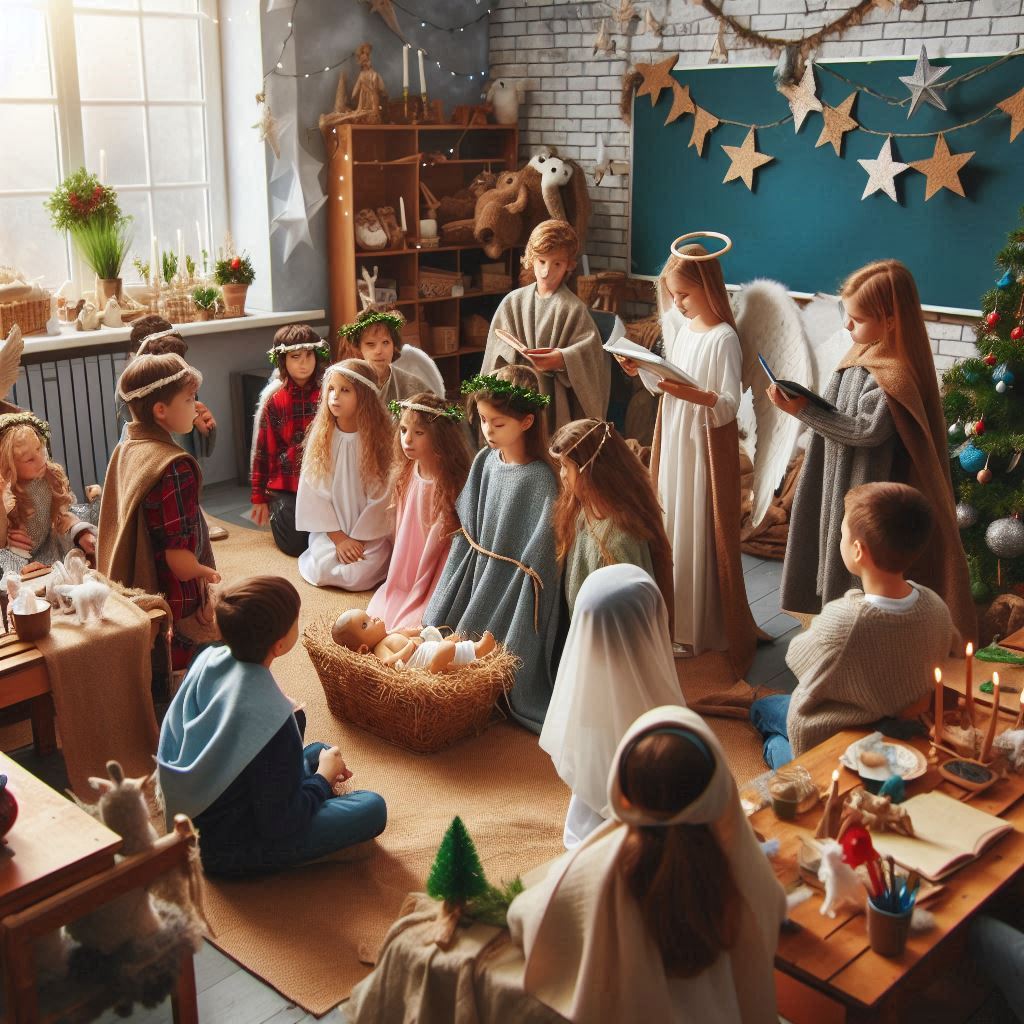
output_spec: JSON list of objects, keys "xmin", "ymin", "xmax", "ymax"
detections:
[
  {"xmin": 721, "ymin": 128, "xmax": 773, "ymax": 190},
  {"xmin": 909, "ymin": 133, "xmax": 974, "ymax": 200},
  {"xmin": 815, "ymin": 92, "xmax": 858, "ymax": 157},
  {"xmin": 857, "ymin": 136, "xmax": 909, "ymax": 202},
  {"xmin": 688, "ymin": 106, "xmax": 720, "ymax": 156},
  {"xmin": 998, "ymin": 86, "xmax": 1024, "ymax": 143},
  {"xmin": 664, "ymin": 81, "xmax": 695, "ymax": 125},
  {"xmin": 781, "ymin": 62, "xmax": 822, "ymax": 133},
  {"xmin": 636, "ymin": 56, "xmax": 678, "ymax": 106}
]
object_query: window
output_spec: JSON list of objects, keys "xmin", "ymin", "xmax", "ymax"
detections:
[{"xmin": 0, "ymin": 0, "xmax": 226, "ymax": 289}]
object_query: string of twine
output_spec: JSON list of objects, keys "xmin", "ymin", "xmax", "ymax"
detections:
[{"xmin": 458, "ymin": 527, "xmax": 544, "ymax": 633}]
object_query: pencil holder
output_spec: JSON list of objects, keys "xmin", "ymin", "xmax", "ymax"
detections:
[
  {"xmin": 11, "ymin": 601, "xmax": 51, "ymax": 642},
  {"xmin": 866, "ymin": 897, "xmax": 912, "ymax": 957}
]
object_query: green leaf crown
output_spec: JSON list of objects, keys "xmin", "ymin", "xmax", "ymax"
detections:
[{"xmin": 460, "ymin": 374, "xmax": 551, "ymax": 412}]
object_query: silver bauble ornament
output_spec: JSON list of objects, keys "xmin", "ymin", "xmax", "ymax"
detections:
[
  {"xmin": 956, "ymin": 502, "xmax": 979, "ymax": 529},
  {"xmin": 986, "ymin": 516, "xmax": 1024, "ymax": 558}
]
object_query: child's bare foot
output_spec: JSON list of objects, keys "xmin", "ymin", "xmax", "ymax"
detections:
[{"xmin": 475, "ymin": 631, "xmax": 496, "ymax": 658}]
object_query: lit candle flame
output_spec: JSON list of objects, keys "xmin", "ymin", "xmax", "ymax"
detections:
[
  {"xmin": 966, "ymin": 642, "xmax": 974, "ymax": 658},
  {"xmin": 934, "ymin": 667, "xmax": 942, "ymax": 683}
]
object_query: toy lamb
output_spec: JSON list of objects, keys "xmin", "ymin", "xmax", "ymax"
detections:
[{"xmin": 484, "ymin": 78, "xmax": 527, "ymax": 125}]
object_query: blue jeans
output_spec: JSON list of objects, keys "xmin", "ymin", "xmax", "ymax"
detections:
[
  {"xmin": 750, "ymin": 695, "xmax": 794, "ymax": 770},
  {"xmin": 968, "ymin": 914, "xmax": 1024, "ymax": 1021}
]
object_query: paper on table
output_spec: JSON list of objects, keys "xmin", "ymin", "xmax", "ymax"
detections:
[{"xmin": 604, "ymin": 336, "xmax": 699, "ymax": 387}]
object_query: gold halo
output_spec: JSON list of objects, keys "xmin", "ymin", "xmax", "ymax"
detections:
[{"xmin": 669, "ymin": 231, "xmax": 733, "ymax": 261}]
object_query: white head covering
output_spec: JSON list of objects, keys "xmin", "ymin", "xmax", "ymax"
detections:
[
  {"xmin": 540, "ymin": 563, "xmax": 682, "ymax": 818},
  {"xmin": 509, "ymin": 705, "xmax": 787, "ymax": 1024}
]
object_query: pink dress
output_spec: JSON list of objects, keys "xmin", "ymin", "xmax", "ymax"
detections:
[{"xmin": 366, "ymin": 467, "xmax": 452, "ymax": 629}]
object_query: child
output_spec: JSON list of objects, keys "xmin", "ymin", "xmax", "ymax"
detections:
[
  {"xmin": 482, "ymin": 220, "xmax": 609, "ymax": 431},
  {"xmin": 549, "ymin": 418, "xmax": 673, "ymax": 624},
  {"xmin": 751, "ymin": 482, "xmax": 958, "ymax": 768},
  {"xmin": 250, "ymin": 324, "xmax": 331, "ymax": 556},
  {"xmin": 157, "ymin": 575, "xmax": 387, "ymax": 876},
  {"xmin": 338, "ymin": 308, "xmax": 434, "ymax": 403},
  {"xmin": 332, "ymin": 608, "xmax": 495, "ymax": 673},
  {"xmin": 424, "ymin": 365, "xmax": 562, "ymax": 734},
  {"xmin": 773, "ymin": 259, "xmax": 974, "ymax": 643},
  {"xmin": 508, "ymin": 706, "xmax": 786, "ymax": 1024},
  {"xmin": 616, "ymin": 242, "xmax": 757, "ymax": 675},
  {"xmin": 295, "ymin": 358, "xmax": 394, "ymax": 591},
  {"xmin": 366, "ymin": 394, "xmax": 473, "ymax": 629},
  {"xmin": 0, "ymin": 412, "xmax": 96, "ymax": 575},
  {"xmin": 98, "ymin": 353, "xmax": 221, "ymax": 670}
]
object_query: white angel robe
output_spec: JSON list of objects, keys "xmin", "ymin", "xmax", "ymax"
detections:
[
  {"xmin": 295, "ymin": 429, "xmax": 393, "ymax": 590},
  {"xmin": 649, "ymin": 312, "xmax": 742, "ymax": 652}
]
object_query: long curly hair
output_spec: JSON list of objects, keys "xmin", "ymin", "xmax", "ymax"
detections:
[
  {"xmin": 391, "ymin": 394, "xmax": 473, "ymax": 538},
  {"xmin": 0, "ymin": 425, "xmax": 75, "ymax": 534},
  {"xmin": 659, "ymin": 245, "xmax": 737, "ymax": 331},
  {"xmin": 303, "ymin": 360, "xmax": 393, "ymax": 494}
]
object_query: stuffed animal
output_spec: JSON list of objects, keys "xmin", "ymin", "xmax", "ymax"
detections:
[
  {"xmin": 484, "ymin": 78, "xmax": 527, "ymax": 125},
  {"xmin": 75, "ymin": 301, "xmax": 101, "ymax": 331},
  {"xmin": 55, "ymin": 578, "xmax": 110, "ymax": 624},
  {"xmin": 46, "ymin": 548, "xmax": 89, "ymax": 614},
  {"xmin": 817, "ymin": 839, "xmax": 864, "ymax": 918}
]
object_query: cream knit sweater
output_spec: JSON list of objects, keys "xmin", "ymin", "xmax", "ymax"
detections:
[{"xmin": 785, "ymin": 583, "xmax": 957, "ymax": 757}]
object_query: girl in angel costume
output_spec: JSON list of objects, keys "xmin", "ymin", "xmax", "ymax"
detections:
[
  {"xmin": 772, "ymin": 259, "xmax": 974, "ymax": 644},
  {"xmin": 366, "ymin": 393, "xmax": 473, "ymax": 629},
  {"xmin": 507, "ymin": 705, "xmax": 787, "ymax": 1024},
  {"xmin": 424, "ymin": 366, "xmax": 562, "ymax": 734},
  {"xmin": 295, "ymin": 359, "xmax": 394, "ymax": 590}
]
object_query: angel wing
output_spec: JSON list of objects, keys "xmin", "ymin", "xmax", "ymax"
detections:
[
  {"xmin": 799, "ymin": 292, "xmax": 851, "ymax": 393},
  {"xmin": 732, "ymin": 279, "xmax": 813, "ymax": 528},
  {"xmin": 0, "ymin": 325, "xmax": 24, "ymax": 404},
  {"xmin": 394, "ymin": 342, "xmax": 445, "ymax": 398}
]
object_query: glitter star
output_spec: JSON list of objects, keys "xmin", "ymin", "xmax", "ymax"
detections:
[
  {"xmin": 815, "ymin": 92, "xmax": 858, "ymax": 157},
  {"xmin": 721, "ymin": 128, "xmax": 774, "ymax": 190},
  {"xmin": 899, "ymin": 46, "xmax": 950, "ymax": 119},
  {"xmin": 909, "ymin": 133, "xmax": 974, "ymax": 200},
  {"xmin": 857, "ymin": 136, "xmax": 909, "ymax": 202},
  {"xmin": 636, "ymin": 55, "xmax": 679, "ymax": 107},
  {"xmin": 780, "ymin": 62, "xmax": 823, "ymax": 133}
]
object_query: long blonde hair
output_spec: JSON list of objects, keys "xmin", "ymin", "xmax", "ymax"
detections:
[
  {"xmin": 658, "ymin": 245, "xmax": 737, "ymax": 331},
  {"xmin": 303, "ymin": 360, "xmax": 394, "ymax": 493},
  {"xmin": 0, "ymin": 425, "xmax": 74, "ymax": 534}
]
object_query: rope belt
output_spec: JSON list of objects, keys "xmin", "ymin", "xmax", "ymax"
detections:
[{"xmin": 458, "ymin": 527, "xmax": 544, "ymax": 632}]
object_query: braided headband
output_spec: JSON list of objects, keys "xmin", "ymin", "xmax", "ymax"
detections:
[
  {"xmin": 327, "ymin": 364, "xmax": 380, "ymax": 395},
  {"xmin": 556, "ymin": 420, "xmax": 612, "ymax": 473},
  {"xmin": 267, "ymin": 340, "xmax": 331, "ymax": 367},
  {"xmin": 0, "ymin": 411, "xmax": 51, "ymax": 447},
  {"xmin": 337, "ymin": 310, "xmax": 405, "ymax": 339},
  {"xmin": 137, "ymin": 328, "xmax": 181, "ymax": 355},
  {"xmin": 617, "ymin": 726, "xmax": 714, "ymax": 823},
  {"xmin": 118, "ymin": 356, "xmax": 202, "ymax": 402},
  {"xmin": 460, "ymin": 374, "xmax": 551, "ymax": 412},
  {"xmin": 388, "ymin": 399, "xmax": 464, "ymax": 422}
]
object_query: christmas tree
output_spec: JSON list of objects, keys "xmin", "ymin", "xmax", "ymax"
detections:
[{"xmin": 942, "ymin": 206, "xmax": 1024, "ymax": 601}]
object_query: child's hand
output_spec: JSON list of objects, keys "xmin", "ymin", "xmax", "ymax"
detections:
[
  {"xmin": 335, "ymin": 537, "xmax": 365, "ymax": 564},
  {"xmin": 194, "ymin": 401, "xmax": 216, "ymax": 435},
  {"xmin": 525, "ymin": 348, "xmax": 565, "ymax": 373},
  {"xmin": 657, "ymin": 380, "xmax": 716, "ymax": 406},
  {"xmin": 7, "ymin": 528, "xmax": 31, "ymax": 551},
  {"xmin": 204, "ymin": 567, "xmax": 222, "ymax": 583},
  {"xmin": 317, "ymin": 746, "xmax": 351, "ymax": 784},
  {"xmin": 766, "ymin": 383, "xmax": 808, "ymax": 416},
  {"xmin": 250, "ymin": 503, "xmax": 270, "ymax": 527},
  {"xmin": 614, "ymin": 354, "xmax": 640, "ymax": 377}
]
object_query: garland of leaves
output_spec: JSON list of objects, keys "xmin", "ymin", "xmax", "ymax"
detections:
[
  {"xmin": 460, "ymin": 374, "xmax": 552, "ymax": 411},
  {"xmin": 337, "ymin": 309, "xmax": 405, "ymax": 342},
  {"xmin": 267, "ymin": 341, "xmax": 331, "ymax": 367},
  {"xmin": 387, "ymin": 399, "xmax": 465, "ymax": 421}
]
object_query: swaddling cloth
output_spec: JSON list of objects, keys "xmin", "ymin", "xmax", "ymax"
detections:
[{"xmin": 403, "ymin": 625, "xmax": 477, "ymax": 670}]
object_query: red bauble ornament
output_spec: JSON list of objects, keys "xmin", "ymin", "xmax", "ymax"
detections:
[
  {"xmin": 986, "ymin": 311, "xmax": 1001, "ymax": 328},
  {"xmin": 975, "ymin": 419, "xmax": 986, "ymax": 435},
  {"xmin": 977, "ymin": 467, "xmax": 993, "ymax": 484},
  {"xmin": 230, "ymin": 257, "xmax": 241, "ymax": 271},
  {"xmin": 984, "ymin": 353, "xmax": 998, "ymax": 366},
  {"xmin": 1012, "ymin": 325, "xmax": 1024, "ymax": 341}
]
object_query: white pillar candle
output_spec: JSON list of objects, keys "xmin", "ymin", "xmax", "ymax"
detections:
[
  {"xmin": 150, "ymin": 234, "xmax": 160, "ymax": 285},
  {"xmin": 195, "ymin": 219, "xmax": 203, "ymax": 260},
  {"xmin": 399, "ymin": 196, "xmax": 407, "ymax": 233},
  {"xmin": 176, "ymin": 229, "xmax": 184, "ymax": 277},
  {"xmin": 402, "ymin": 44, "xmax": 409, "ymax": 90},
  {"xmin": 418, "ymin": 49, "xmax": 426, "ymax": 97},
  {"xmin": 98, "ymin": 149, "xmax": 107, "ymax": 185}
]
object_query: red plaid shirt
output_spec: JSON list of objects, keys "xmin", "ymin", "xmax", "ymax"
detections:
[{"xmin": 251, "ymin": 379, "xmax": 320, "ymax": 504}]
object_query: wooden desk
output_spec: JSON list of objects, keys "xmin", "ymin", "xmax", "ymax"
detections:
[
  {"xmin": 0, "ymin": 753, "xmax": 121, "ymax": 921},
  {"xmin": 757, "ymin": 727, "xmax": 1024, "ymax": 1024}
]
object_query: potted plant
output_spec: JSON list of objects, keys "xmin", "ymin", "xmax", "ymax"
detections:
[
  {"xmin": 45, "ymin": 169, "xmax": 132, "ymax": 301},
  {"xmin": 191, "ymin": 285, "xmax": 220, "ymax": 322},
  {"xmin": 214, "ymin": 253, "xmax": 255, "ymax": 316}
]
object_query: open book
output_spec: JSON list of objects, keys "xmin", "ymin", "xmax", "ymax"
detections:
[
  {"xmin": 870, "ymin": 791, "xmax": 1014, "ymax": 882},
  {"xmin": 758, "ymin": 353, "xmax": 837, "ymax": 413},
  {"xmin": 494, "ymin": 327, "xmax": 532, "ymax": 356},
  {"xmin": 604, "ymin": 336, "xmax": 699, "ymax": 388}
]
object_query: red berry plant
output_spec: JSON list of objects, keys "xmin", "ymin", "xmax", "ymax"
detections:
[
  {"xmin": 214, "ymin": 252, "xmax": 255, "ymax": 287},
  {"xmin": 45, "ymin": 168, "xmax": 121, "ymax": 232}
]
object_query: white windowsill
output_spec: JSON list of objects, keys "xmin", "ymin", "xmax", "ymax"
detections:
[{"xmin": 21, "ymin": 309, "xmax": 327, "ymax": 357}]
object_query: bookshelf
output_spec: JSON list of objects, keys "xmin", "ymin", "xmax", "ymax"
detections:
[{"xmin": 321, "ymin": 123, "xmax": 520, "ymax": 394}]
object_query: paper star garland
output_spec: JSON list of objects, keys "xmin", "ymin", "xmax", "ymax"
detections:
[
  {"xmin": 664, "ymin": 82, "xmax": 695, "ymax": 125},
  {"xmin": 899, "ymin": 46, "xmax": 950, "ymax": 119},
  {"xmin": 593, "ymin": 19, "xmax": 616, "ymax": 57},
  {"xmin": 781, "ymin": 62, "xmax": 822, "ymax": 133},
  {"xmin": 643, "ymin": 8, "xmax": 664, "ymax": 36},
  {"xmin": 721, "ymin": 129, "xmax": 773, "ymax": 190},
  {"xmin": 857, "ymin": 137, "xmax": 909, "ymax": 202},
  {"xmin": 998, "ymin": 86, "xmax": 1024, "ymax": 143},
  {"xmin": 815, "ymin": 93, "xmax": 858, "ymax": 157},
  {"xmin": 688, "ymin": 107, "xmax": 720, "ymax": 156},
  {"xmin": 709, "ymin": 24, "xmax": 728, "ymax": 64},
  {"xmin": 636, "ymin": 56, "xmax": 678, "ymax": 106},
  {"xmin": 271, "ymin": 171, "xmax": 314, "ymax": 261},
  {"xmin": 909, "ymin": 134, "xmax": 974, "ymax": 200}
]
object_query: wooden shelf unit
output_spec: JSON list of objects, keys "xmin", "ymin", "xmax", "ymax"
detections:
[{"xmin": 322, "ymin": 123, "xmax": 519, "ymax": 394}]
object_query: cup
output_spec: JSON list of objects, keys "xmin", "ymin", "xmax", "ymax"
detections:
[
  {"xmin": 419, "ymin": 218, "xmax": 438, "ymax": 239},
  {"xmin": 866, "ymin": 897, "xmax": 912, "ymax": 957},
  {"xmin": 11, "ymin": 601, "xmax": 52, "ymax": 642}
]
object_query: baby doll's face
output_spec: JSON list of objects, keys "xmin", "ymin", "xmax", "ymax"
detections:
[
  {"xmin": 327, "ymin": 374, "xmax": 359, "ymax": 426},
  {"xmin": 399, "ymin": 412, "xmax": 436, "ymax": 465},
  {"xmin": 155, "ymin": 387, "xmax": 198, "ymax": 436},
  {"xmin": 13, "ymin": 433, "xmax": 46, "ymax": 481},
  {"xmin": 841, "ymin": 295, "xmax": 889, "ymax": 349},
  {"xmin": 533, "ymin": 247, "xmax": 574, "ymax": 298},
  {"xmin": 285, "ymin": 349, "xmax": 316, "ymax": 387},
  {"xmin": 477, "ymin": 400, "xmax": 533, "ymax": 453},
  {"xmin": 335, "ymin": 611, "xmax": 388, "ymax": 651},
  {"xmin": 357, "ymin": 324, "xmax": 395, "ymax": 374}
]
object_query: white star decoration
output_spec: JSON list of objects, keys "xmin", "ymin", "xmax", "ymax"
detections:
[
  {"xmin": 898, "ymin": 46, "xmax": 950, "ymax": 119},
  {"xmin": 781, "ymin": 62, "xmax": 822, "ymax": 133},
  {"xmin": 857, "ymin": 137, "xmax": 909, "ymax": 202},
  {"xmin": 271, "ymin": 172, "xmax": 314, "ymax": 262},
  {"xmin": 253, "ymin": 104, "xmax": 282, "ymax": 160}
]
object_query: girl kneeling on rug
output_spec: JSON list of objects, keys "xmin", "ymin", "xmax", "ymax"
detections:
[
  {"xmin": 157, "ymin": 575, "xmax": 387, "ymax": 876},
  {"xmin": 508, "ymin": 706, "xmax": 786, "ymax": 1024}
]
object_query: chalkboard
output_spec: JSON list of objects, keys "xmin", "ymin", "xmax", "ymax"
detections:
[{"xmin": 628, "ymin": 54, "xmax": 1024, "ymax": 312}]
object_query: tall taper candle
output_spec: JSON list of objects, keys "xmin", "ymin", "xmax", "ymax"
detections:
[
  {"xmin": 1015, "ymin": 690, "xmax": 1024, "ymax": 732},
  {"xmin": 150, "ymin": 234, "xmax": 160, "ymax": 287},
  {"xmin": 965, "ymin": 642, "xmax": 975, "ymax": 727},
  {"xmin": 98, "ymin": 149, "xmax": 107, "ymax": 185},
  {"xmin": 418, "ymin": 49, "xmax": 427, "ymax": 103},
  {"xmin": 195, "ymin": 220, "xmax": 203, "ymax": 263},
  {"xmin": 933, "ymin": 667, "xmax": 944, "ymax": 745},
  {"xmin": 399, "ymin": 196, "xmax": 407, "ymax": 233},
  {"xmin": 402, "ymin": 44, "xmax": 409, "ymax": 90},
  {"xmin": 981, "ymin": 672, "xmax": 1001, "ymax": 763},
  {"xmin": 176, "ymin": 229, "xmax": 184, "ymax": 280}
]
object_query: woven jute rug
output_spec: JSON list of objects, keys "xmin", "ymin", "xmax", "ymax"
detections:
[{"xmin": 200, "ymin": 516, "xmax": 766, "ymax": 1016}]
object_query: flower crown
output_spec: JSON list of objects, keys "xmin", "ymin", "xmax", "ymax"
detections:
[
  {"xmin": 337, "ymin": 310, "xmax": 404, "ymax": 341},
  {"xmin": 267, "ymin": 341, "xmax": 331, "ymax": 367},
  {"xmin": 0, "ymin": 412, "xmax": 51, "ymax": 450},
  {"xmin": 388, "ymin": 399, "xmax": 465, "ymax": 423},
  {"xmin": 460, "ymin": 374, "xmax": 551, "ymax": 411}
]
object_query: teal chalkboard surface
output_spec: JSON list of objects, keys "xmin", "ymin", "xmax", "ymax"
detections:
[{"xmin": 629, "ymin": 55, "xmax": 1024, "ymax": 311}]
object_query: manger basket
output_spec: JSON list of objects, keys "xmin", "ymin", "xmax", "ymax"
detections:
[{"xmin": 303, "ymin": 617, "xmax": 519, "ymax": 753}]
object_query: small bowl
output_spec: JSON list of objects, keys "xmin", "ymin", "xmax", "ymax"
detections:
[{"xmin": 11, "ymin": 601, "xmax": 51, "ymax": 642}]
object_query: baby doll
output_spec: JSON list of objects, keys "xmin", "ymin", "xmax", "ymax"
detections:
[
  {"xmin": 0, "ymin": 412, "xmax": 96, "ymax": 575},
  {"xmin": 337, "ymin": 309, "xmax": 435, "ymax": 403},
  {"xmin": 332, "ymin": 609, "xmax": 495, "ymax": 673}
]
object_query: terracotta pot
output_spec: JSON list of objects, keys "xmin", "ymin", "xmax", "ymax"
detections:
[
  {"xmin": 221, "ymin": 283, "xmax": 249, "ymax": 316},
  {"xmin": 98, "ymin": 278, "xmax": 123, "ymax": 303},
  {"xmin": 195, "ymin": 308, "xmax": 214, "ymax": 322}
]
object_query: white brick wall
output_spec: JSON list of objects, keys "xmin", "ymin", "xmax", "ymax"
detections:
[{"xmin": 488, "ymin": 0, "xmax": 1023, "ymax": 360}]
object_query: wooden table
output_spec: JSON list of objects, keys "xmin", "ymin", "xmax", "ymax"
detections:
[{"xmin": 757, "ymin": 725, "xmax": 1024, "ymax": 1024}]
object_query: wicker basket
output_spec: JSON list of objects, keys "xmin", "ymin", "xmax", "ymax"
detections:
[
  {"xmin": 461, "ymin": 314, "xmax": 489, "ymax": 347},
  {"xmin": 419, "ymin": 268, "xmax": 462, "ymax": 299},
  {"xmin": 0, "ymin": 296, "xmax": 50, "ymax": 337},
  {"xmin": 479, "ymin": 263, "xmax": 512, "ymax": 293},
  {"xmin": 430, "ymin": 326, "xmax": 458, "ymax": 355},
  {"xmin": 303, "ymin": 617, "xmax": 518, "ymax": 754}
]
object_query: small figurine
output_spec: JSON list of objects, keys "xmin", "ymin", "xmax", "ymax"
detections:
[
  {"xmin": 837, "ymin": 788, "xmax": 915, "ymax": 839},
  {"xmin": 344, "ymin": 43, "xmax": 387, "ymax": 125},
  {"xmin": 55, "ymin": 577, "xmax": 110, "ymax": 624},
  {"xmin": 484, "ymin": 78, "xmax": 527, "ymax": 125},
  {"xmin": 817, "ymin": 839, "xmax": 865, "ymax": 918},
  {"xmin": 332, "ymin": 609, "xmax": 495, "ymax": 673},
  {"xmin": 75, "ymin": 301, "xmax": 101, "ymax": 331},
  {"xmin": 100, "ymin": 296, "xmax": 123, "ymax": 328}
]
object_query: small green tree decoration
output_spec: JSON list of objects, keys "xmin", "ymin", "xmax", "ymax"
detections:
[{"xmin": 161, "ymin": 250, "xmax": 178, "ymax": 285}]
